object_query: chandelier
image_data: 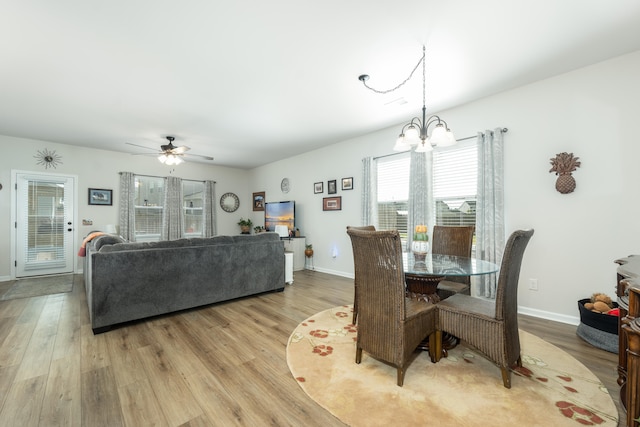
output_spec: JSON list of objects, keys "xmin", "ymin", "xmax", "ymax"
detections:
[{"xmin": 358, "ymin": 45, "xmax": 456, "ymax": 152}]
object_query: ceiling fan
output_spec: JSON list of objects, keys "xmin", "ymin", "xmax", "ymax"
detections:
[{"xmin": 126, "ymin": 136, "xmax": 214, "ymax": 165}]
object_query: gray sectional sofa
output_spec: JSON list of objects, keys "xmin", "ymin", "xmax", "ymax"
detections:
[{"xmin": 84, "ymin": 232, "xmax": 285, "ymax": 333}]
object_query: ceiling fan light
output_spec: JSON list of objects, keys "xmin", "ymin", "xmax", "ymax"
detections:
[{"xmin": 158, "ymin": 154, "xmax": 167, "ymax": 163}]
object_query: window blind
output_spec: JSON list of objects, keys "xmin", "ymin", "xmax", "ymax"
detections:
[
  {"xmin": 433, "ymin": 142, "xmax": 477, "ymax": 226},
  {"xmin": 376, "ymin": 153, "xmax": 410, "ymax": 237}
]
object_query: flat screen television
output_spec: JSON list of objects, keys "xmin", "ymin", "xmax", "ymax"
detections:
[{"xmin": 265, "ymin": 200, "xmax": 295, "ymax": 235}]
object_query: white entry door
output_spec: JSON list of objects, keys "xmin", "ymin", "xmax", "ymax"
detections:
[{"xmin": 15, "ymin": 172, "xmax": 76, "ymax": 277}]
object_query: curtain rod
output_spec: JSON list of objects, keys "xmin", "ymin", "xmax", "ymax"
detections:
[
  {"xmin": 118, "ymin": 172, "xmax": 215, "ymax": 183},
  {"xmin": 373, "ymin": 127, "xmax": 508, "ymax": 160}
]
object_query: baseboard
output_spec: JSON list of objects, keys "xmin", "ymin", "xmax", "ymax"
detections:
[
  {"xmin": 518, "ymin": 305, "xmax": 580, "ymax": 326},
  {"xmin": 306, "ymin": 267, "xmax": 354, "ymax": 279},
  {"xmin": 0, "ymin": 275, "xmax": 11, "ymax": 283}
]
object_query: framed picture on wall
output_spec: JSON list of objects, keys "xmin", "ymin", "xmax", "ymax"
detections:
[
  {"xmin": 327, "ymin": 179, "xmax": 337, "ymax": 194},
  {"xmin": 88, "ymin": 188, "xmax": 112, "ymax": 206},
  {"xmin": 253, "ymin": 191, "xmax": 265, "ymax": 211},
  {"xmin": 341, "ymin": 177, "xmax": 353, "ymax": 190},
  {"xmin": 314, "ymin": 182, "xmax": 323, "ymax": 194},
  {"xmin": 323, "ymin": 196, "xmax": 342, "ymax": 211}
]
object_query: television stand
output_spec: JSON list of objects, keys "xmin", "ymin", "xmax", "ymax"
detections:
[{"xmin": 282, "ymin": 237, "xmax": 305, "ymax": 271}]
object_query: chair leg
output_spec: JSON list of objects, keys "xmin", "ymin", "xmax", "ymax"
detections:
[
  {"xmin": 429, "ymin": 331, "xmax": 443, "ymax": 363},
  {"xmin": 355, "ymin": 347, "xmax": 362, "ymax": 364},
  {"xmin": 501, "ymin": 367, "xmax": 511, "ymax": 389},
  {"xmin": 397, "ymin": 367, "xmax": 405, "ymax": 387},
  {"xmin": 516, "ymin": 355, "xmax": 522, "ymax": 368},
  {"xmin": 352, "ymin": 290, "xmax": 358, "ymax": 324}
]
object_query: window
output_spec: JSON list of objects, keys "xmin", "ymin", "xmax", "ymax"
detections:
[
  {"xmin": 376, "ymin": 153, "xmax": 410, "ymax": 241},
  {"xmin": 134, "ymin": 176, "xmax": 164, "ymax": 241},
  {"xmin": 183, "ymin": 180, "xmax": 204, "ymax": 236},
  {"xmin": 375, "ymin": 140, "xmax": 478, "ymax": 238},
  {"xmin": 432, "ymin": 141, "xmax": 477, "ymax": 227}
]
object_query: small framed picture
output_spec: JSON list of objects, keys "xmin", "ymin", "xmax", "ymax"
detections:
[
  {"xmin": 341, "ymin": 177, "xmax": 353, "ymax": 191},
  {"xmin": 327, "ymin": 179, "xmax": 337, "ymax": 194},
  {"xmin": 323, "ymin": 196, "xmax": 342, "ymax": 211},
  {"xmin": 88, "ymin": 188, "xmax": 112, "ymax": 206},
  {"xmin": 314, "ymin": 182, "xmax": 323, "ymax": 194},
  {"xmin": 253, "ymin": 191, "xmax": 265, "ymax": 211}
]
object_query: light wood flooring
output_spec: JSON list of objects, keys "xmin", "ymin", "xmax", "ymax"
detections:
[{"xmin": 0, "ymin": 271, "xmax": 624, "ymax": 426}]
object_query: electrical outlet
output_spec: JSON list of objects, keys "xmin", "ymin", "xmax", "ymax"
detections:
[{"xmin": 528, "ymin": 278, "xmax": 538, "ymax": 291}]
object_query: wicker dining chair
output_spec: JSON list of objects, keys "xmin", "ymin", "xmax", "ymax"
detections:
[
  {"xmin": 431, "ymin": 225, "xmax": 475, "ymax": 296},
  {"xmin": 346, "ymin": 228, "xmax": 439, "ymax": 387},
  {"xmin": 436, "ymin": 229, "xmax": 534, "ymax": 388},
  {"xmin": 346, "ymin": 225, "xmax": 376, "ymax": 325}
]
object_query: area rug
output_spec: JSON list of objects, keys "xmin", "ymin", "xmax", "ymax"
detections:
[
  {"xmin": 287, "ymin": 305, "xmax": 618, "ymax": 426},
  {"xmin": 1, "ymin": 274, "xmax": 74, "ymax": 300}
]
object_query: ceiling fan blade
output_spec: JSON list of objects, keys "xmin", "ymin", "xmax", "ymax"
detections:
[
  {"xmin": 171, "ymin": 145, "xmax": 190, "ymax": 154},
  {"xmin": 126, "ymin": 142, "xmax": 159, "ymax": 151},
  {"xmin": 184, "ymin": 153, "xmax": 214, "ymax": 161}
]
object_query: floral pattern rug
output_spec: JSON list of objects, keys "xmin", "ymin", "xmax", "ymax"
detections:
[{"xmin": 286, "ymin": 305, "xmax": 618, "ymax": 427}]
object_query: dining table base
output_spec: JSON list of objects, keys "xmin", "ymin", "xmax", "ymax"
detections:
[{"xmin": 405, "ymin": 273, "xmax": 461, "ymax": 356}]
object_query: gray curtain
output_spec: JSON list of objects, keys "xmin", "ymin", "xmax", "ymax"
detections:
[
  {"xmin": 118, "ymin": 172, "xmax": 136, "ymax": 241},
  {"xmin": 475, "ymin": 128, "xmax": 506, "ymax": 298},
  {"xmin": 202, "ymin": 180, "xmax": 217, "ymax": 237},
  {"xmin": 161, "ymin": 176, "xmax": 183, "ymax": 240},
  {"xmin": 361, "ymin": 157, "xmax": 377, "ymax": 227},
  {"xmin": 407, "ymin": 150, "xmax": 431, "ymax": 250}
]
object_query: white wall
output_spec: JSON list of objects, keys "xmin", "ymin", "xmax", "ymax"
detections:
[
  {"xmin": 249, "ymin": 50, "xmax": 640, "ymax": 323},
  {"xmin": 0, "ymin": 136, "xmax": 252, "ymax": 280}
]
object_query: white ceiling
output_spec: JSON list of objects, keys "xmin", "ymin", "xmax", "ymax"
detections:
[{"xmin": 2, "ymin": 1, "xmax": 640, "ymax": 169}]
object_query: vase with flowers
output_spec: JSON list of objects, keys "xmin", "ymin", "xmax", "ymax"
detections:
[{"xmin": 411, "ymin": 224, "xmax": 429, "ymax": 262}]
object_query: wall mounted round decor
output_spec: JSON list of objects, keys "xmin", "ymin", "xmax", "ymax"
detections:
[
  {"xmin": 281, "ymin": 178, "xmax": 290, "ymax": 193},
  {"xmin": 34, "ymin": 148, "xmax": 62, "ymax": 169},
  {"xmin": 220, "ymin": 192, "xmax": 240, "ymax": 212}
]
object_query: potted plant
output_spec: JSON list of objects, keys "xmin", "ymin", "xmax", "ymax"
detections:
[
  {"xmin": 305, "ymin": 244, "xmax": 314, "ymax": 258},
  {"xmin": 238, "ymin": 218, "xmax": 253, "ymax": 234}
]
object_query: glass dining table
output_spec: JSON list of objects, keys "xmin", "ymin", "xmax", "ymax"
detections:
[
  {"xmin": 403, "ymin": 253, "xmax": 500, "ymax": 303},
  {"xmin": 403, "ymin": 253, "xmax": 499, "ymax": 353}
]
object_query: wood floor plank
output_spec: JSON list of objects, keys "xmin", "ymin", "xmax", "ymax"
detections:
[
  {"xmin": 15, "ymin": 295, "xmax": 62, "ymax": 381},
  {"xmin": 0, "ymin": 320, "xmax": 37, "ymax": 368},
  {"xmin": 117, "ymin": 378, "xmax": 169, "ymax": 427},
  {"xmin": 105, "ymin": 326, "xmax": 151, "ymax": 389},
  {"xmin": 0, "ymin": 375, "xmax": 47, "ymax": 426},
  {"xmin": 81, "ymin": 366, "xmax": 125, "ymax": 427},
  {"xmin": 80, "ymin": 324, "xmax": 111, "ymax": 373},
  {"xmin": 0, "ymin": 271, "xmax": 625, "ymax": 426},
  {"xmin": 40, "ymin": 355, "xmax": 82, "ymax": 427},
  {"xmin": 136, "ymin": 343, "xmax": 205, "ymax": 426}
]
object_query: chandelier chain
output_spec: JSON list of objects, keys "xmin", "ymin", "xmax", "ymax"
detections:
[{"xmin": 361, "ymin": 46, "xmax": 426, "ymax": 95}]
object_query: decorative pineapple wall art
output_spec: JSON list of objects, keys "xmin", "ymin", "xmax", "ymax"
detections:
[{"xmin": 549, "ymin": 152, "xmax": 581, "ymax": 194}]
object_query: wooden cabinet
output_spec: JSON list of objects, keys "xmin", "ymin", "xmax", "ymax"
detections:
[
  {"xmin": 615, "ymin": 255, "xmax": 640, "ymax": 427},
  {"xmin": 283, "ymin": 237, "xmax": 305, "ymax": 271}
]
